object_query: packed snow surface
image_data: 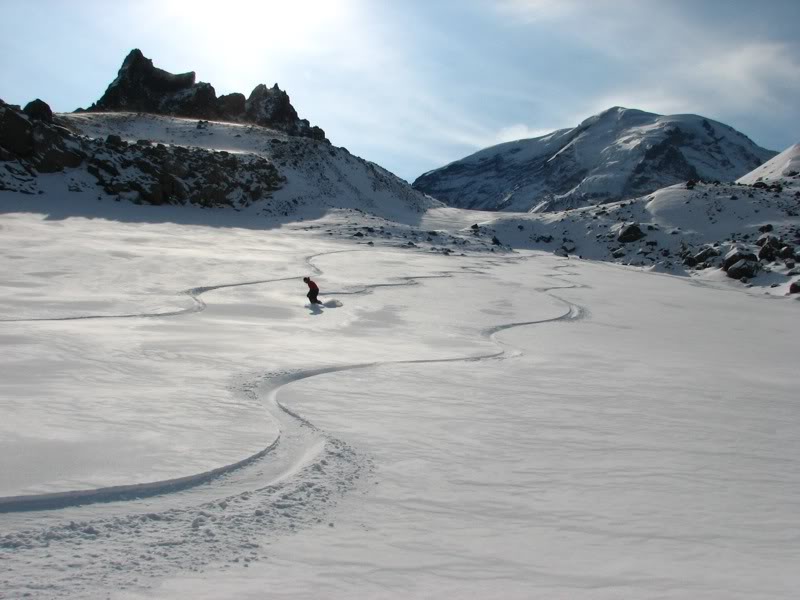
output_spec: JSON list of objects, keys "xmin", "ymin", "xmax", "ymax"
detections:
[{"xmin": 0, "ymin": 196, "xmax": 798, "ymax": 599}]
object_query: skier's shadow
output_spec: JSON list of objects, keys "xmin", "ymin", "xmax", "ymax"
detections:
[{"xmin": 306, "ymin": 300, "xmax": 342, "ymax": 315}]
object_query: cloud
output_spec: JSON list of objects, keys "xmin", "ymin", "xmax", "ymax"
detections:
[{"xmin": 494, "ymin": 1, "xmax": 800, "ymax": 120}]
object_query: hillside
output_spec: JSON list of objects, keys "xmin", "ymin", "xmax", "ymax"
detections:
[
  {"xmin": 413, "ymin": 107, "xmax": 776, "ymax": 213},
  {"xmin": 737, "ymin": 143, "xmax": 800, "ymax": 187},
  {"xmin": 423, "ymin": 148, "xmax": 800, "ymax": 297},
  {"xmin": 0, "ymin": 99, "xmax": 437, "ymax": 224}
]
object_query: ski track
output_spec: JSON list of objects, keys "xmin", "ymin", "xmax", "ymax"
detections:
[{"xmin": 0, "ymin": 249, "xmax": 588, "ymax": 599}]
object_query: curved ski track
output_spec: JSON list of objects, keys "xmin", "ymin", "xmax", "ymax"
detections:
[
  {"xmin": 0, "ymin": 253, "xmax": 586, "ymax": 513},
  {"xmin": 0, "ymin": 250, "xmax": 588, "ymax": 598}
]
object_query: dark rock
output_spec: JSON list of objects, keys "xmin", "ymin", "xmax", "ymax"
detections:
[
  {"xmin": 84, "ymin": 49, "xmax": 327, "ymax": 141},
  {"xmin": 23, "ymin": 99, "xmax": 53, "ymax": 122},
  {"xmin": 758, "ymin": 223, "xmax": 774, "ymax": 233},
  {"xmin": 35, "ymin": 147, "xmax": 83, "ymax": 172},
  {"xmin": 217, "ymin": 93, "xmax": 246, "ymax": 118},
  {"xmin": 723, "ymin": 247, "xmax": 757, "ymax": 271},
  {"xmin": 617, "ymin": 222, "xmax": 645, "ymax": 243},
  {"xmin": 789, "ymin": 281, "xmax": 800, "ymax": 294},
  {"xmin": 693, "ymin": 246, "xmax": 720, "ymax": 263},
  {"xmin": 758, "ymin": 244, "xmax": 777, "ymax": 262},
  {"xmin": 0, "ymin": 106, "xmax": 34, "ymax": 156},
  {"xmin": 779, "ymin": 246, "xmax": 795, "ymax": 260},
  {"xmin": 726, "ymin": 259, "xmax": 760, "ymax": 279},
  {"xmin": 245, "ymin": 83, "xmax": 326, "ymax": 141},
  {"xmin": 756, "ymin": 233, "xmax": 780, "ymax": 247},
  {"xmin": 491, "ymin": 235, "xmax": 502, "ymax": 246},
  {"xmin": 106, "ymin": 134, "xmax": 123, "ymax": 146}
]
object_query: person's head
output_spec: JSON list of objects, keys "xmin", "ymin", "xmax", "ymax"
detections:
[{"xmin": 303, "ymin": 277, "xmax": 310, "ymax": 283}]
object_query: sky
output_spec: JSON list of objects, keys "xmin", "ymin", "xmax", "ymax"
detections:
[{"xmin": 1, "ymin": 0, "xmax": 799, "ymax": 182}]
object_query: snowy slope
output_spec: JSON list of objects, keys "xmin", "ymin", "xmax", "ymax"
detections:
[
  {"xmin": 0, "ymin": 100, "xmax": 437, "ymax": 224},
  {"xmin": 413, "ymin": 146, "xmax": 800, "ymax": 297},
  {"xmin": 62, "ymin": 111, "xmax": 438, "ymax": 222},
  {"xmin": 737, "ymin": 143, "xmax": 800, "ymax": 188},
  {"xmin": 2, "ymin": 60, "xmax": 799, "ymax": 600},
  {"xmin": 413, "ymin": 107, "xmax": 776, "ymax": 212},
  {"xmin": 0, "ymin": 206, "xmax": 797, "ymax": 599}
]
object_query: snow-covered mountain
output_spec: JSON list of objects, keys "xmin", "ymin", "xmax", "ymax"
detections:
[{"xmin": 413, "ymin": 107, "xmax": 776, "ymax": 213}]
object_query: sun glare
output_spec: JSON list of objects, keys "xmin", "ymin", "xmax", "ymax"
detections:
[{"xmin": 147, "ymin": 0, "xmax": 358, "ymax": 90}]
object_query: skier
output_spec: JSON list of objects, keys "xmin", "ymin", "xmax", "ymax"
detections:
[{"xmin": 303, "ymin": 276, "xmax": 322, "ymax": 305}]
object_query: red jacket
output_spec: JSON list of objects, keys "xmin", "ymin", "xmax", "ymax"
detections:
[{"xmin": 306, "ymin": 279, "xmax": 319, "ymax": 291}]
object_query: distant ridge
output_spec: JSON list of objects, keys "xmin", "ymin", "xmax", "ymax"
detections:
[{"xmin": 413, "ymin": 106, "xmax": 776, "ymax": 212}]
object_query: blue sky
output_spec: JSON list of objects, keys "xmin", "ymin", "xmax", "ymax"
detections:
[{"xmin": 2, "ymin": 0, "xmax": 798, "ymax": 181}]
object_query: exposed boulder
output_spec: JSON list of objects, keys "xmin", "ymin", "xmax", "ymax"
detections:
[
  {"xmin": 23, "ymin": 99, "xmax": 53, "ymax": 122},
  {"xmin": 723, "ymin": 247, "xmax": 757, "ymax": 271},
  {"xmin": 756, "ymin": 233, "xmax": 779, "ymax": 247},
  {"xmin": 757, "ymin": 242, "xmax": 779, "ymax": 262},
  {"xmin": 617, "ymin": 222, "xmax": 645, "ymax": 243},
  {"xmin": 693, "ymin": 246, "xmax": 720, "ymax": 264},
  {"xmin": 726, "ymin": 259, "xmax": 760, "ymax": 280},
  {"xmin": 790, "ymin": 281, "xmax": 800, "ymax": 294}
]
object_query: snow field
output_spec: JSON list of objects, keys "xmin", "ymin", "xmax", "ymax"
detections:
[
  {"xmin": 1, "ymin": 204, "xmax": 798, "ymax": 598},
  {"xmin": 117, "ymin": 257, "xmax": 799, "ymax": 600}
]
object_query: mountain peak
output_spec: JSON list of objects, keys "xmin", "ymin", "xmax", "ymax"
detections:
[
  {"xmin": 413, "ymin": 108, "xmax": 776, "ymax": 212},
  {"xmin": 85, "ymin": 49, "xmax": 326, "ymax": 142}
]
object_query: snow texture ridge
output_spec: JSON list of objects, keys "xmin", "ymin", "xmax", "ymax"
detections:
[{"xmin": 413, "ymin": 106, "xmax": 777, "ymax": 213}]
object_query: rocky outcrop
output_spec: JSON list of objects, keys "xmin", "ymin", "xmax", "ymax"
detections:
[
  {"xmin": 617, "ymin": 222, "xmax": 645, "ymax": 243},
  {"xmin": 23, "ymin": 99, "xmax": 53, "ymax": 123},
  {"xmin": 245, "ymin": 84, "xmax": 325, "ymax": 141},
  {"xmin": 84, "ymin": 49, "xmax": 327, "ymax": 142},
  {"xmin": 1, "ymin": 99, "xmax": 284, "ymax": 206},
  {"xmin": 0, "ymin": 99, "xmax": 84, "ymax": 174}
]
